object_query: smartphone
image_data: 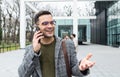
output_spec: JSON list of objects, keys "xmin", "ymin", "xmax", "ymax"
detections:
[
  {"xmin": 36, "ymin": 27, "xmax": 40, "ymax": 31},
  {"xmin": 35, "ymin": 27, "xmax": 41, "ymax": 43}
]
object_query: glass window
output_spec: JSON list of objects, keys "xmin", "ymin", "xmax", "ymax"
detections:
[{"xmin": 107, "ymin": 1, "xmax": 120, "ymax": 46}]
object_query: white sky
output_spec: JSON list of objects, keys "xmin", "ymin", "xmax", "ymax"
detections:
[
  {"xmin": 37, "ymin": 1, "xmax": 95, "ymax": 9},
  {"xmin": 1, "ymin": 0, "xmax": 95, "ymax": 17},
  {"xmin": 36, "ymin": 1, "xmax": 95, "ymax": 16}
]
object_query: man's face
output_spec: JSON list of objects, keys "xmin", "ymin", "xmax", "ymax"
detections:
[
  {"xmin": 70, "ymin": 35, "xmax": 73, "ymax": 38},
  {"xmin": 38, "ymin": 14, "xmax": 55, "ymax": 38}
]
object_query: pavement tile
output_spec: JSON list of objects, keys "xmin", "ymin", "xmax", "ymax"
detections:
[{"xmin": 0, "ymin": 44, "xmax": 120, "ymax": 77}]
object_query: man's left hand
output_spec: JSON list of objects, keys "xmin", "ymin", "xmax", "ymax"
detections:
[{"xmin": 79, "ymin": 53, "xmax": 95, "ymax": 71}]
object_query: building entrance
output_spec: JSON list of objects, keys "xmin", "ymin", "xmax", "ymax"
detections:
[
  {"xmin": 78, "ymin": 25, "xmax": 87, "ymax": 44},
  {"xmin": 58, "ymin": 25, "xmax": 73, "ymax": 38},
  {"xmin": 112, "ymin": 34, "xmax": 120, "ymax": 47}
]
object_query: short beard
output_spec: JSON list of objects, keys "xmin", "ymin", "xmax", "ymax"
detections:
[{"xmin": 43, "ymin": 33, "xmax": 53, "ymax": 38}]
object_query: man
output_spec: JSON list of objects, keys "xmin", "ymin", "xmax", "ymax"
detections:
[
  {"xmin": 70, "ymin": 34, "xmax": 77, "ymax": 49},
  {"xmin": 18, "ymin": 10, "xmax": 95, "ymax": 77},
  {"xmin": 63, "ymin": 35, "xmax": 70, "ymax": 40}
]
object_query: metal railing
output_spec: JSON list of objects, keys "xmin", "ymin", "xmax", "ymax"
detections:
[{"xmin": 0, "ymin": 44, "xmax": 20, "ymax": 53}]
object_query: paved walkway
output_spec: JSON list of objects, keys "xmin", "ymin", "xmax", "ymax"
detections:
[
  {"xmin": 76, "ymin": 44, "xmax": 120, "ymax": 77},
  {"xmin": 0, "ymin": 49, "xmax": 25, "ymax": 77},
  {"xmin": 0, "ymin": 44, "xmax": 120, "ymax": 77}
]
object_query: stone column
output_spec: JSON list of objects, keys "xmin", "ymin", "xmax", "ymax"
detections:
[{"xmin": 20, "ymin": 0, "xmax": 26, "ymax": 48}]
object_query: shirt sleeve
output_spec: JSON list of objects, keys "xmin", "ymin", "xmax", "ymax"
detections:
[{"xmin": 18, "ymin": 45, "xmax": 41, "ymax": 77}]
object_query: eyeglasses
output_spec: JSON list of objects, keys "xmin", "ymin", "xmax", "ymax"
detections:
[{"xmin": 41, "ymin": 20, "xmax": 56, "ymax": 26}]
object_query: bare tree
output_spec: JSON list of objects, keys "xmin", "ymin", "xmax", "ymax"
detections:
[
  {"xmin": 26, "ymin": 4, "xmax": 35, "ymax": 42},
  {"xmin": 5, "ymin": 0, "xmax": 14, "ymax": 44},
  {"xmin": 0, "ymin": 0, "xmax": 2, "ymax": 44},
  {"xmin": 77, "ymin": 1, "xmax": 95, "ymax": 16},
  {"xmin": 85, "ymin": 2, "xmax": 95, "ymax": 16},
  {"xmin": 12, "ymin": 0, "xmax": 20, "ymax": 43},
  {"xmin": 64, "ymin": 5, "xmax": 72, "ymax": 16},
  {"xmin": 37, "ymin": 3, "xmax": 56, "ymax": 16},
  {"xmin": 1, "ymin": 0, "xmax": 20, "ymax": 44},
  {"xmin": 2, "ymin": 13, "xmax": 8, "ymax": 43},
  {"xmin": 1, "ymin": 0, "xmax": 10, "ymax": 44}
]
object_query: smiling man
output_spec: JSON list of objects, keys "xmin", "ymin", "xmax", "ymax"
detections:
[{"xmin": 18, "ymin": 10, "xmax": 95, "ymax": 77}]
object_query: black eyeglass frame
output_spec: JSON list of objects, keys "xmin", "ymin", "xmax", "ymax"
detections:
[{"xmin": 41, "ymin": 20, "xmax": 56, "ymax": 26}]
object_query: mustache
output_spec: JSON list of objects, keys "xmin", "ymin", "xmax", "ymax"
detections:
[{"xmin": 45, "ymin": 28, "xmax": 54, "ymax": 32}]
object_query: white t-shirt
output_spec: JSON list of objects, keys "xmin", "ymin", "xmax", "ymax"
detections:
[{"xmin": 73, "ymin": 38, "xmax": 77, "ymax": 48}]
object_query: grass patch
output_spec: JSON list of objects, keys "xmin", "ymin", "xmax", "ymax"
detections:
[
  {"xmin": 0, "ymin": 44, "xmax": 20, "ymax": 53},
  {"xmin": 0, "ymin": 41, "xmax": 31, "ymax": 53}
]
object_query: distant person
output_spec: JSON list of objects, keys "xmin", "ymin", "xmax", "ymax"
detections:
[
  {"xmin": 71, "ymin": 34, "xmax": 77, "ymax": 48},
  {"xmin": 63, "ymin": 35, "xmax": 70, "ymax": 40},
  {"xmin": 18, "ymin": 10, "xmax": 95, "ymax": 77}
]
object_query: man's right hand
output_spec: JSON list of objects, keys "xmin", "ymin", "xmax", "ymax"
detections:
[{"xmin": 32, "ymin": 31, "xmax": 44, "ymax": 53}]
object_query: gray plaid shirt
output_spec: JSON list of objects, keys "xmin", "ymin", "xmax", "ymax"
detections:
[{"xmin": 18, "ymin": 36, "xmax": 89, "ymax": 77}]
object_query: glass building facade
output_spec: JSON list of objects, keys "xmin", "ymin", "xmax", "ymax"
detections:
[
  {"xmin": 23, "ymin": 1, "xmax": 119, "ymax": 47},
  {"xmin": 55, "ymin": 19, "xmax": 91, "ymax": 43},
  {"xmin": 107, "ymin": 1, "xmax": 120, "ymax": 47},
  {"xmin": 90, "ymin": 1, "xmax": 120, "ymax": 47}
]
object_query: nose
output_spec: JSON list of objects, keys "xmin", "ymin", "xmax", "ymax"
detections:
[{"xmin": 47, "ymin": 23, "xmax": 54, "ymax": 28}]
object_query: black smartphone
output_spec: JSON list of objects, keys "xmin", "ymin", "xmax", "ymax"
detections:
[
  {"xmin": 35, "ymin": 27, "xmax": 41, "ymax": 43},
  {"xmin": 36, "ymin": 27, "xmax": 40, "ymax": 31}
]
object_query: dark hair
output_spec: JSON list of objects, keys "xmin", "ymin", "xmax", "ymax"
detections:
[
  {"xmin": 34, "ymin": 10, "xmax": 52, "ymax": 24},
  {"xmin": 72, "ymin": 34, "xmax": 76, "ymax": 37}
]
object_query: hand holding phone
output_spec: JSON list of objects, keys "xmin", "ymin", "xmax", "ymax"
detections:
[{"xmin": 32, "ymin": 27, "xmax": 44, "ymax": 53}]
